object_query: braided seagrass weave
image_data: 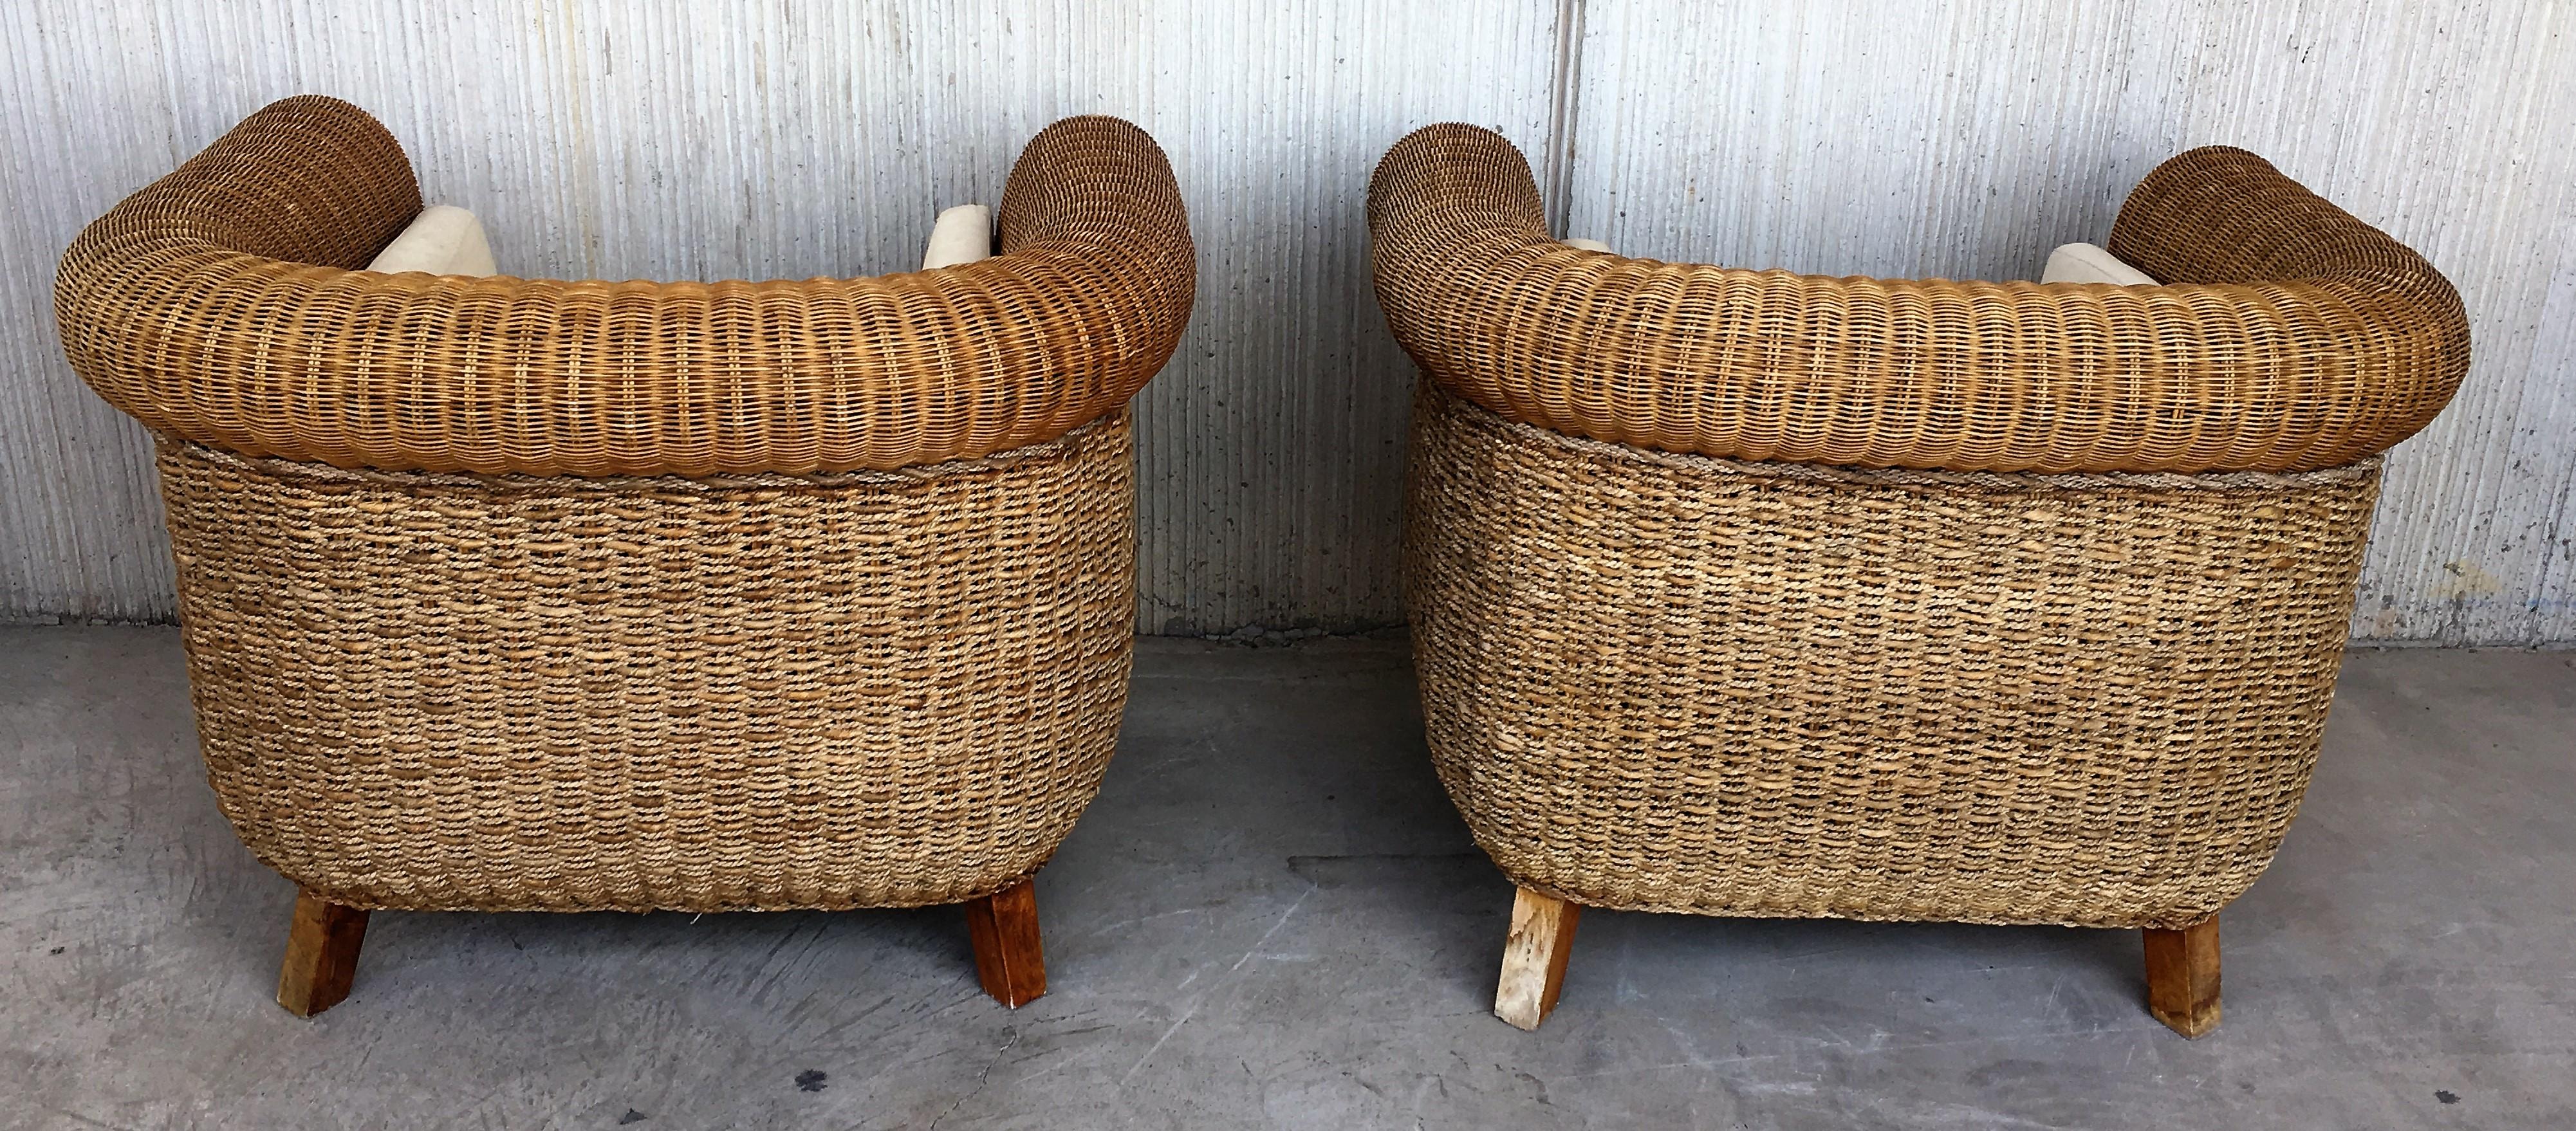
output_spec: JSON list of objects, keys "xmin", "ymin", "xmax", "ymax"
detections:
[
  {"xmin": 1407, "ymin": 383, "xmax": 2376, "ymax": 928},
  {"xmin": 1370, "ymin": 125, "xmax": 2467, "ymax": 474},
  {"xmin": 163, "ymin": 417, "xmax": 1135, "ymax": 912},
  {"xmin": 58, "ymin": 96, "xmax": 1194, "ymax": 923}
]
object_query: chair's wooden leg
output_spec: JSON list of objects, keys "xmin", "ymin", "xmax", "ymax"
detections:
[
  {"xmin": 2143, "ymin": 915, "xmax": 2221, "ymax": 1038},
  {"xmin": 963, "ymin": 876, "xmax": 1046, "ymax": 1007},
  {"xmin": 1496, "ymin": 885, "xmax": 1581, "ymax": 1031},
  {"xmin": 277, "ymin": 890, "xmax": 369, "ymax": 1018}
]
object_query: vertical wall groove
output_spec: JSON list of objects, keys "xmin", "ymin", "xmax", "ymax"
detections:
[{"xmin": 1540, "ymin": 0, "xmax": 1587, "ymax": 237}]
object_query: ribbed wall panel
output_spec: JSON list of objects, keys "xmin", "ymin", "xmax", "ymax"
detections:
[
  {"xmin": 1568, "ymin": 0, "xmax": 2576, "ymax": 645},
  {"xmin": 0, "ymin": 0, "xmax": 1561, "ymax": 630},
  {"xmin": 2, "ymin": 1, "xmax": 2567, "ymax": 641}
]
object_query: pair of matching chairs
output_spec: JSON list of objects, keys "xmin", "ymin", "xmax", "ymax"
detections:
[{"xmin": 57, "ymin": 97, "xmax": 2465, "ymax": 1037}]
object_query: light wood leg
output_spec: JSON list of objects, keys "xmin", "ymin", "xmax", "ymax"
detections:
[
  {"xmin": 964, "ymin": 876, "xmax": 1047, "ymax": 1007},
  {"xmin": 1495, "ymin": 885, "xmax": 1581, "ymax": 1031},
  {"xmin": 2144, "ymin": 916, "xmax": 2221, "ymax": 1038},
  {"xmin": 277, "ymin": 890, "xmax": 369, "ymax": 1018}
]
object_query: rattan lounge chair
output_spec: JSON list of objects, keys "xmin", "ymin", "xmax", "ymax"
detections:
[
  {"xmin": 1369, "ymin": 124, "xmax": 2467, "ymax": 1036},
  {"xmin": 56, "ymin": 95, "xmax": 1195, "ymax": 1016}
]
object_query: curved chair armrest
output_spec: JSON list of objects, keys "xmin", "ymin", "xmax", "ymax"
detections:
[
  {"xmin": 1367, "ymin": 124, "xmax": 2467, "ymax": 474},
  {"xmin": 57, "ymin": 96, "xmax": 1196, "ymax": 476}
]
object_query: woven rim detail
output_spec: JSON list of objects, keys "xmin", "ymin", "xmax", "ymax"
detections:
[
  {"xmin": 1368, "ymin": 124, "xmax": 2467, "ymax": 474},
  {"xmin": 59, "ymin": 95, "xmax": 1196, "ymax": 477}
]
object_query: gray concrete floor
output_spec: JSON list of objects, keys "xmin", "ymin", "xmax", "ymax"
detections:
[{"xmin": 3, "ymin": 627, "xmax": 2571, "ymax": 1129}]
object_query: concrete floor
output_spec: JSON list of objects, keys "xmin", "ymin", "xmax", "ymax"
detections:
[{"xmin": 3, "ymin": 628, "xmax": 2571, "ymax": 1130}]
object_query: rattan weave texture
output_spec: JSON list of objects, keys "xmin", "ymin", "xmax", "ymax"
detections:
[
  {"xmin": 1369, "ymin": 125, "xmax": 2467, "ymax": 474},
  {"xmin": 1404, "ymin": 384, "xmax": 2377, "ymax": 928},
  {"xmin": 58, "ymin": 95, "xmax": 1195, "ymax": 477},
  {"xmin": 162, "ymin": 414, "xmax": 1136, "ymax": 912},
  {"xmin": 60, "ymin": 97, "xmax": 1192, "ymax": 917}
]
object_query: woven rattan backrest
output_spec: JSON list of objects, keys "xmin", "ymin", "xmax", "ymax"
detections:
[
  {"xmin": 1368, "ymin": 124, "xmax": 2468, "ymax": 474},
  {"xmin": 57, "ymin": 95, "xmax": 1196, "ymax": 477}
]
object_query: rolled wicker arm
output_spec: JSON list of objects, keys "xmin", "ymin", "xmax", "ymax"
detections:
[
  {"xmin": 57, "ymin": 95, "xmax": 1196, "ymax": 476},
  {"xmin": 1368, "ymin": 124, "xmax": 2467, "ymax": 474}
]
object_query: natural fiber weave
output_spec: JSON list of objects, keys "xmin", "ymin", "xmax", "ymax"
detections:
[
  {"xmin": 1369, "ymin": 125, "xmax": 2468, "ymax": 474},
  {"xmin": 58, "ymin": 95, "xmax": 1195, "ymax": 476},
  {"xmin": 161, "ymin": 414, "xmax": 1136, "ymax": 912},
  {"xmin": 1405, "ymin": 383, "xmax": 2377, "ymax": 929},
  {"xmin": 61, "ymin": 97, "xmax": 1190, "ymax": 915}
]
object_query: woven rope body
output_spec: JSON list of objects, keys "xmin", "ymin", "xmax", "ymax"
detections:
[
  {"xmin": 160, "ymin": 414, "xmax": 1136, "ymax": 912},
  {"xmin": 1405, "ymin": 385, "xmax": 2377, "ymax": 930}
]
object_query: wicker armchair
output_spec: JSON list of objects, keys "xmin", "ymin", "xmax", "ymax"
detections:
[
  {"xmin": 56, "ymin": 96, "xmax": 1195, "ymax": 1016},
  {"xmin": 1370, "ymin": 125, "xmax": 2467, "ymax": 1036}
]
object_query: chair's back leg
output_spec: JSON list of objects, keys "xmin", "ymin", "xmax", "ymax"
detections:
[
  {"xmin": 1496, "ymin": 885, "xmax": 1581, "ymax": 1030},
  {"xmin": 277, "ymin": 890, "xmax": 370, "ymax": 1017},
  {"xmin": 2144, "ymin": 915, "xmax": 2222, "ymax": 1037},
  {"xmin": 964, "ymin": 876, "xmax": 1047, "ymax": 1007}
]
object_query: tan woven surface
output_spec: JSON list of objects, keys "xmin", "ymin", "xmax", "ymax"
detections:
[
  {"xmin": 162, "ymin": 414, "xmax": 1137, "ymax": 912},
  {"xmin": 58, "ymin": 95, "xmax": 1196, "ymax": 476},
  {"xmin": 60, "ymin": 97, "xmax": 1190, "ymax": 914},
  {"xmin": 1404, "ymin": 384, "xmax": 2378, "ymax": 929},
  {"xmin": 1369, "ymin": 125, "xmax": 2467, "ymax": 474}
]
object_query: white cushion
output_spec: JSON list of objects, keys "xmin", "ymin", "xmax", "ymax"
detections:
[
  {"xmin": 1563, "ymin": 237, "xmax": 1612, "ymax": 253},
  {"xmin": 922, "ymin": 204, "xmax": 994, "ymax": 269},
  {"xmin": 365, "ymin": 205, "xmax": 496, "ymax": 276},
  {"xmin": 2041, "ymin": 242, "xmax": 2156, "ymax": 286}
]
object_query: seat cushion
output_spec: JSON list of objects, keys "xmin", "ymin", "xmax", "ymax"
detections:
[
  {"xmin": 364, "ymin": 205, "xmax": 495, "ymax": 276},
  {"xmin": 923, "ymin": 204, "xmax": 994, "ymax": 269},
  {"xmin": 2042, "ymin": 242, "xmax": 2156, "ymax": 285}
]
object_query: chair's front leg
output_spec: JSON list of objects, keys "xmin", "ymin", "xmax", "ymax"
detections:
[
  {"xmin": 963, "ymin": 876, "xmax": 1046, "ymax": 1007},
  {"xmin": 1496, "ymin": 885, "xmax": 1581, "ymax": 1030},
  {"xmin": 2144, "ymin": 915, "xmax": 2221, "ymax": 1037},
  {"xmin": 277, "ymin": 890, "xmax": 369, "ymax": 1017}
]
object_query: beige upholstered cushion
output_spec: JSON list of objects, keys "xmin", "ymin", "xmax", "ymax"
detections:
[
  {"xmin": 1563, "ymin": 237, "xmax": 1611, "ymax": 253},
  {"xmin": 923, "ymin": 204, "xmax": 994, "ymax": 269},
  {"xmin": 2042, "ymin": 242, "xmax": 2156, "ymax": 285},
  {"xmin": 364, "ymin": 205, "xmax": 495, "ymax": 276}
]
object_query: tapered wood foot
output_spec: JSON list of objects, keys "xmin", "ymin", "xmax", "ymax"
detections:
[
  {"xmin": 963, "ymin": 877, "xmax": 1046, "ymax": 1007},
  {"xmin": 1495, "ymin": 886, "xmax": 1581, "ymax": 1031},
  {"xmin": 277, "ymin": 890, "xmax": 369, "ymax": 1018},
  {"xmin": 2144, "ymin": 916, "xmax": 2221, "ymax": 1038}
]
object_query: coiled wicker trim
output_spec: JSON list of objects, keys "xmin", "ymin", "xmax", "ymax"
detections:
[
  {"xmin": 1405, "ymin": 383, "xmax": 2377, "ymax": 929},
  {"xmin": 161, "ymin": 412, "xmax": 1137, "ymax": 912},
  {"xmin": 59, "ymin": 95, "xmax": 1196, "ymax": 476},
  {"xmin": 1369, "ymin": 124, "xmax": 2468, "ymax": 474}
]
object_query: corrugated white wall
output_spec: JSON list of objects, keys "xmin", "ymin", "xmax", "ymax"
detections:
[
  {"xmin": 1567, "ymin": 1, "xmax": 2576, "ymax": 645},
  {"xmin": 4, "ymin": 1, "xmax": 2569, "ymax": 641}
]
